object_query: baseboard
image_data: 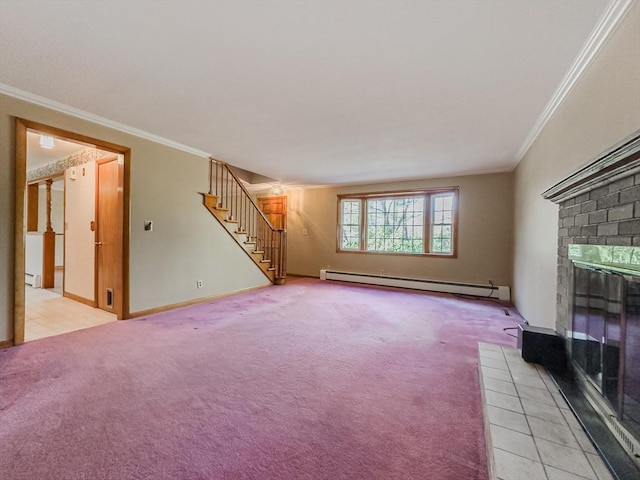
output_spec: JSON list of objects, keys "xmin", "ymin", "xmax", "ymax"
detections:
[
  {"xmin": 63, "ymin": 291, "xmax": 96, "ymax": 307},
  {"xmin": 128, "ymin": 283, "xmax": 271, "ymax": 318},
  {"xmin": 0, "ymin": 339, "xmax": 14, "ymax": 350},
  {"xmin": 285, "ymin": 273, "xmax": 317, "ymax": 279},
  {"xmin": 320, "ymin": 269, "xmax": 510, "ymax": 301}
]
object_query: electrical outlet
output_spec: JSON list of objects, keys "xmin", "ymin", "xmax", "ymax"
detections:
[{"xmin": 196, "ymin": 280, "xmax": 203, "ymax": 289}]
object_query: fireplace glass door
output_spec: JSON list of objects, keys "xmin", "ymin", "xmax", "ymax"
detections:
[
  {"xmin": 624, "ymin": 278, "xmax": 640, "ymax": 439},
  {"xmin": 586, "ymin": 268, "xmax": 605, "ymax": 389},
  {"xmin": 571, "ymin": 265, "xmax": 623, "ymax": 413},
  {"xmin": 603, "ymin": 273, "xmax": 623, "ymax": 412}
]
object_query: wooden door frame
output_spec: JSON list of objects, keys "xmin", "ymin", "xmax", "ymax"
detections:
[{"xmin": 14, "ymin": 118, "xmax": 131, "ymax": 345}]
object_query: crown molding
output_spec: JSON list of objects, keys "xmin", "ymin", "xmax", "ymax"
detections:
[
  {"xmin": 515, "ymin": 0, "xmax": 634, "ymax": 163},
  {"xmin": 541, "ymin": 131, "xmax": 640, "ymax": 204},
  {"xmin": 0, "ymin": 83, "xmax": 211, "ymax": 159}
]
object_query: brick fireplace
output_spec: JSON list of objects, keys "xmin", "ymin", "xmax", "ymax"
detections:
[
  {"xmin": 555, "ymin": 176, "xmax": 640, "ymax": 339},
  {"xmin": 543, "ymin": 132, "xmax": 640, "ymax": 475}
]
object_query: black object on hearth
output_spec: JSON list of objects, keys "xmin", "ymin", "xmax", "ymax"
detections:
[{"xmin": 517, "ymin": 324, "xmax": 567, "ymax": 373}]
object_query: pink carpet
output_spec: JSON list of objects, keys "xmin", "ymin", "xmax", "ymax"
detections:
[{"xmin": 0, "ymin": 278, "xmax": 518, "ymax": 479}]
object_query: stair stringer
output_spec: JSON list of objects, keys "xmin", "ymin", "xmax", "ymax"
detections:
[{"xmin": 202, "ymin": 193, "xmax": 275, "ymax": 283}]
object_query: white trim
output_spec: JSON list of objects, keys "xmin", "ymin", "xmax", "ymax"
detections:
[
  {"xmin": 515, "ymin": 0, "xmax": 634, "ymax": 163},
  {"xmin": 541, "ymin": 131, "xmax": 640, "ymax": 203},
  {"xmin": 0, "ymin": 83, "xmax": 212, "ymax": 159}
]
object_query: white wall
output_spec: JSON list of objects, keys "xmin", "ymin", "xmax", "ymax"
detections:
[
  {"xmin": 64, "ymin": 161, "xmax": 96, "ymax": 301},
  {"xmin": 513, "ymin": 3, "xmax": 640, "ymax": 327}
]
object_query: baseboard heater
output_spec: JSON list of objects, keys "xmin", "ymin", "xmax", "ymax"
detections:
[
  {"xmin": 25, "ymin": 273, "xmax": 41, "ymax": 288},
  {"xmin": 320, "ymin": 269, "xmax": 511, "ymax": 301}
]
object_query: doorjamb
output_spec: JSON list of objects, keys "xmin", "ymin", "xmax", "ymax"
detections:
[{"xmin": 14, "ymin": 118, "xmax": 131, "ymax": 345}]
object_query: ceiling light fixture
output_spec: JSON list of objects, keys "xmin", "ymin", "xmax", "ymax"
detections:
[
  {"xmin": 271, "ymin": 185, "xmax": 283, "ymax": 196},
  {"xmin": 39, "ymin": 135, "xmax": 55, "ymax": 149}
]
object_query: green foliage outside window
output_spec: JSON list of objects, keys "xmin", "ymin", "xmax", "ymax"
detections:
[{"xmin": 339, "ymin": 190, "xmax": 456, "ymax": 255}]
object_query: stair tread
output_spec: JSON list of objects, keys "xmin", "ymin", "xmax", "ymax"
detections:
[{"xmin": 203, "ymin": 184, "xmax": 282, "ymax": 285}]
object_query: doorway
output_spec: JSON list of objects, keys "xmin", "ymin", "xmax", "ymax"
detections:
[{"xmin": 14, "ymin": 119, "xmax": 130, "ymax": 344}]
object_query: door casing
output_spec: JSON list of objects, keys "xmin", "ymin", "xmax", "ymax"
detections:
[{"xmin": 13, "ymin": 118, "xmax": 131, "ymax": 345}]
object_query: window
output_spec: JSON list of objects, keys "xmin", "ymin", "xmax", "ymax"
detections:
[
  {"xmin": 338, "ymin": 188, "xmax": 458, "ymax": 256},
  {"xmin": 340, "ymin": 199, "xmax": 362, "ymax": 250},
  {"xmin": 430, "ymin": 193, "xmax": 454, "ymax": 254}
]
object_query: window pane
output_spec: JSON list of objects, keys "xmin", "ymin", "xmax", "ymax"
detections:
[
  {"xmin": 431, "ymin": 193, "xmax": 454, "ymax": 254},
  {"xmin": 340, "ymin": 199, "xmax": 361, "ymax": 250},
  {"xmin": 366, "ymin": 196, "xmax": 424, "ymax": 253},
  {"xmin": 339, "ymin": 190, "xmax": 455, "ymax": 256}
]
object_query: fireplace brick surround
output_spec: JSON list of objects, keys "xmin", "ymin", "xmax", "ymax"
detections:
[
  {"xmin": 556, "ymin": 174, "xmax": 640, "ymax": 338},
  {"xmin": 541, "ymin": 132, "xmax": 640, "ymax": 476}
]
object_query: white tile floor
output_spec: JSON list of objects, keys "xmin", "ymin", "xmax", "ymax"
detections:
[
  {"xmin": 479, "ymin": 342, "xmax": 614, "ymax": 480},
  {"xmin": 25, "ymin": 285, "xmax": 116, "ymax": 342}
]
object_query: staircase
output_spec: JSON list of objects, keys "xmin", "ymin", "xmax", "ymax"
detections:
[{"xmin": 202, "ymin": 158, "xmax": 286, "ymax": 284}]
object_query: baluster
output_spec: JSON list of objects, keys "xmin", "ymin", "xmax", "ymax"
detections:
[
  {"xmin": 216, "ymin": 161, "xmax": 220, "ymax": 201},
  {"xmin": 222, "ymin": 166, "xmax": 226, "ymax": 210},
  {"xmin": 239, "ymin": 189, "xmax": 243, "ymax": 233},
  {"xmin": 226, "ymin": 166, "xmax": 229, "ymax": 213},
  {"xmin": 247, "ymin": 202, "xmax": 253, "ymax": 241},
  {"xmin": 214, "ymin": 161, "xmax": 218, "ymax": 201},
  {"xmin": 270, "ymin": 229, "xmax": 274, "ymax": 267}
]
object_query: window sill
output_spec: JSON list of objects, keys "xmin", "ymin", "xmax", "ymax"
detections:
[{"xmin": 336, "ymin": 249, "xmax": 457, "ymax": 258}]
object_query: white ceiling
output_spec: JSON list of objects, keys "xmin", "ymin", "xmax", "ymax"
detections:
[
  {"xmin": 26, "ymin": 132, "xmax": 91, "ymax": 170},
  {"xmin": 0, "ymin": 0, "xmax": 614, "ymax": 186}
]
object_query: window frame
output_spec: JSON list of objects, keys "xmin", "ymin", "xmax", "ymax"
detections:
[{"xmin": 336, "ymin": 187, "xmax": 459, "ymax": 257}]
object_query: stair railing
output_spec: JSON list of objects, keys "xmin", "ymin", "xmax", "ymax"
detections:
[{"xmin": 209, "ymin": 158, "xmax": 286, "ymax": 281}]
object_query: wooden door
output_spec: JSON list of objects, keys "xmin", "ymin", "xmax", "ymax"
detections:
[
  {"xmin": 258, "ymin": 196, "xmax": 287, "ymax": 230},
  {"xmin": 95, "ymin": 157, "xmax": 123, "ymax": 313}
]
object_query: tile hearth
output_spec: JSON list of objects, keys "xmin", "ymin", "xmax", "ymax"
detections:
[{"xmin": 479, "ymin": 342, "xmax": 613, "ymax": 480}]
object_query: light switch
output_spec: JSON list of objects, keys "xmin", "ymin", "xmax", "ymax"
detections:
[{"xmin": 302, "ymin": 228, "xmax": 308, "ymax": 236}]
